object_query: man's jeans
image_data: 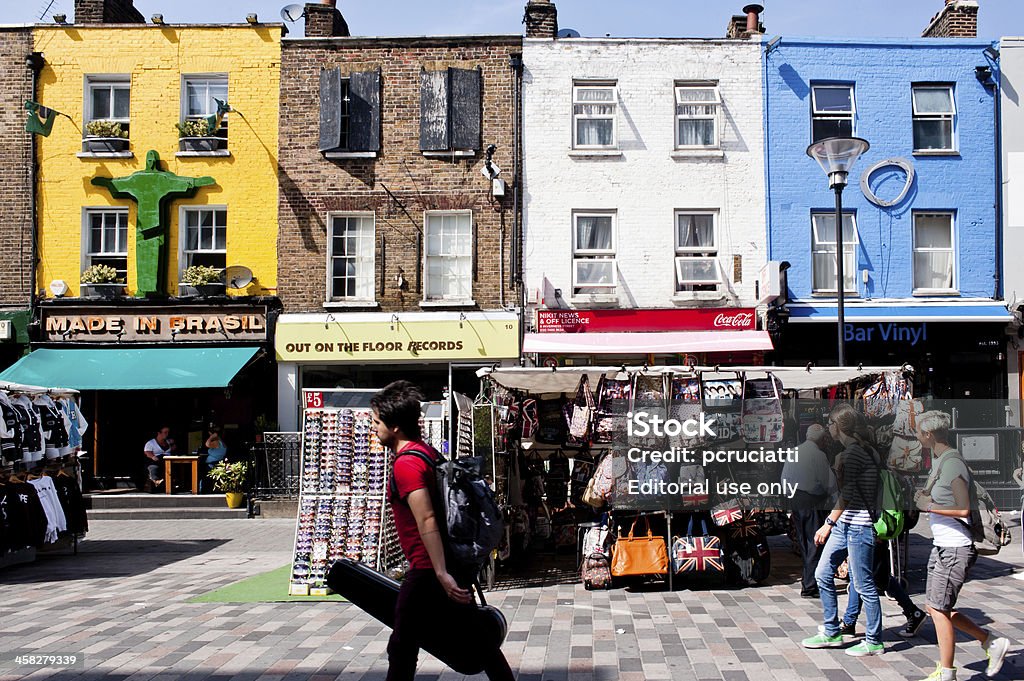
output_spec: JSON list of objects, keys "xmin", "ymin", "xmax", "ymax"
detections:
[{"xmin": 815, "ymin": 521, "xmax": 882, "ymax": 645}]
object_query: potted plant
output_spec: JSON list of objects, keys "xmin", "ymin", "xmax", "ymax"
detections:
[
  {"xmin": 207, "ymin": 460, "xmax": 248, "ymax": 508},
  {"xmin": 84, "ymin": 120, "xmax": 129, "ymax": 153},
  {"xmin": 181, "ymin": 265, "xmax": 225, "ymax": 297},
  {"xmin": 175, "ymin": 119, "xmax": 224, "ymax": 152},
  {"xmin": 80, "ymin": 264, "xmax": 124, "ymax": 299}
]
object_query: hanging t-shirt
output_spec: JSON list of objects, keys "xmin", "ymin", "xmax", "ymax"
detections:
[
  {"xmin": 52, "ymin": 475, "xmax": 88, "ymax": 535},
  {"xmin": 0, "ymin": 482, "xmax": 48, "ymax": 549},
  {"xmin": 28, "ymin": 476, "xmax": 67, "ymax": 543},
  {"xmin": 57, "ymin": 398, "xmax": 88, "ymax": 453},
  {"xmin": 0, "ymin": 392, "xmax": 22, "ymax": 463}
]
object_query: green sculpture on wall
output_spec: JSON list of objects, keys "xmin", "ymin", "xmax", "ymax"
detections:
[{"xmin": 91, "ymin": 151, "xmax": 215, "ymax": 297}]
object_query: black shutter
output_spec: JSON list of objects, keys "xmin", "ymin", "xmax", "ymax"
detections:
[
  {"xmin": 319, "ymin": 68, "xmax": 343, "ymax": 152},
  {"xmin": 449, "ymin": 67, "xmax": 481, "ymax": 151},
  {"xmin": 420, "ymin": 69, "xmax": 449, "ymax": 151},
  {"xmin": 348, "ymin": 70, "xmax": 380, "ymax": 152}
]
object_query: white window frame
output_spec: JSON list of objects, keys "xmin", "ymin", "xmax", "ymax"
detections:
[
  {"xmin": 811, "ymin": 211, "xmax": 859, "ymax": 294},
  {"xmin": 912, "ymin": 85, "xmax": 956, "ymax": 153},
  {"xmin": 423, "ymin": 210, "xmax": 474, "ymax": 303},
  {"xmin": 674, "ymin": 84, "xmax": 720, "ymax": 150},
  {"xmin": 912, "ymin": 212, "xmax": 957, "ymax": 294},
  {"xmin": 81, "ymin": 207, "xmax": 129, "ymax": 281},
  {"xmin": 674, "ymin": 210, "xmax": 721, "ymax": 290},
  {"xmin": 181, "ymin": 74, "xmax": 229, "ymax": 136},
  {"xmin": 572, "ymin": 82, "xmax": 618, "ymax": 150},
  {"xmin": 572, "ymin": 211, "xmax": 617, "ymax": 293},
  {"xmin": 178, "ymin": 206, "xmax": 227, "ymax": 277},
  {"xmin": 811, "ymin": 84, "xmax": 855, "ymax": 142},
  {"xmin": 326, "ymin": 212, "xmax": 375, "ymax": 302},
  {"xmin": 84, "ymin": 76, "xmax": 131, "ymax": 136}
]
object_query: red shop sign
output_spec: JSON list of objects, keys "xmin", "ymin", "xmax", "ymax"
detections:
[{"xmin": 536, "ymin": 308, "xmax": 756, "ymax": 333}]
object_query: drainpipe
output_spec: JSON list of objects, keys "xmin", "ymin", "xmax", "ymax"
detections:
[
  {"xmin": 510, "ymin": 53, "xmax": 525, "ymax": 364},
  {"xmin": 27, "ymin": 51, "xmax": 45, "ymax": 332},
  {"xmin": 992, "ymin": 65, "xmax": 1003, "ymax": 301}
]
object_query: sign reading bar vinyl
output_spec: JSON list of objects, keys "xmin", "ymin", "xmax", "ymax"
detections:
[
  {"xmin": 536, "ymin": 308, "xmax": 756, "ymax": 333},
  {"xmin": 275, "ymin": 314, "xmax": 520, "ymax": 362},
  {"xmin": 42, "ymin": 306, "xmax": 267, "ymax": 343}
]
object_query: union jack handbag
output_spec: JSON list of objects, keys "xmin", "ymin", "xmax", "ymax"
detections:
[
  {"xmin": 711, "ymin": 501, "xmax": 744, "ymax": 527},
  {"xmin": 728, "ymin": 512, "xmax": 761, "ymax": 539},
  {"xmin": 672, "ymin": 517, "xmax": 723, "ymax": 574}
]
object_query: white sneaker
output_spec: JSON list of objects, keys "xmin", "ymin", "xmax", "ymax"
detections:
[{"xmin": 984, "ymin": 636, "xmax": 1010, "ymax": 677}]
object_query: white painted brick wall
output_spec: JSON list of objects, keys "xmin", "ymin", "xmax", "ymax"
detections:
[{"xmin": 522, "ymin": 38, "xmax": 766, "ymax": 312}]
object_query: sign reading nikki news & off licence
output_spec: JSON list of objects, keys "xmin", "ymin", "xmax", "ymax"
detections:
[{"xmin": 536, "ymin": 307, "xmax": 755, "ymax": 333}]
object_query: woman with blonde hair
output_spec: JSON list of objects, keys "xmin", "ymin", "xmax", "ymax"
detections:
[
  {"xmin": 802, "ymin": 403, "xmax": 883, "ymax": 657},
  {"xmin": 913, "ymin": 410, "xmax": 1009, "ymax": 681}
]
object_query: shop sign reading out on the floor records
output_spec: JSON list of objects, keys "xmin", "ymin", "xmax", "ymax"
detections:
[{"xmin": 275, "ymin": 316, "xmax": 520, "ymax": 362}]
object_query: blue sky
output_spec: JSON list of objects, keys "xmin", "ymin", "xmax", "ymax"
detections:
[{"xmin": 3, "ymin": 0, "xmax": 1019, "ymax": 40}]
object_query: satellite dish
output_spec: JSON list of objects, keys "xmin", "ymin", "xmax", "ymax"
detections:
[
  {"xmin": 280, "ymin": 4, "xmax": 304, "ymax": 22},
  {"xmin": 224, "ymin": 265, "xmax": 254, "ymax": 289},
  {"xmin": 557, "ymin": 28, "xmax": 581, "ymax": 38}
]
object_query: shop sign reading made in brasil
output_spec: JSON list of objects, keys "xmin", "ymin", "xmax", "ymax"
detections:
[
  {"xmin": 42, "ymin": 307, "xmax": 268, "ymax": 343},
  {"xmin": 275, "ymin": 314, "xmax": 520, "ymax": 362},
  {"xmin": 536, "ymin": 308, "xmax": 756, "ymax": 333}
]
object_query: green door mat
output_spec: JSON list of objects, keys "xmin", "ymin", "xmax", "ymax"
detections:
[{"xmin": 189, "ymin": 564, "xmax": 347, "ymax": 603}]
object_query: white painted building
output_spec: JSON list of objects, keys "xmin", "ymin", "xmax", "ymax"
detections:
[
  {"xmin": 520, "ymin": 35, "xmax": 770, "ymax": 359},
  {"xmin": 1001, "ymin": 37, "xmax": 1024, "ymax": 403},
  {"xmin": 522, "ymin": 37, "xmax": 767, "ymax": 312}
]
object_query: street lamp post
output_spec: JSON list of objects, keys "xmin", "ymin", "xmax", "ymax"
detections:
[{"xmin": 806, "ymin": 136, "xmax": 870, "ymax": 367}]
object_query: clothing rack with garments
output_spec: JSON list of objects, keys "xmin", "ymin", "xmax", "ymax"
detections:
[{"xmin": 0, "ymin": 381, "xmax": 87, "ymax": 571}]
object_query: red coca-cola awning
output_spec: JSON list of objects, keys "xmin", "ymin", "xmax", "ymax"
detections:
[{"xmin": 522, "ymin": 330, "xmax": 773, "ymax": 355}]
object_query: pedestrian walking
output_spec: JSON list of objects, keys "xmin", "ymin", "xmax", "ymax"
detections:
[
  {"xmin": 373, "ymin": 380, "xmax": 514, "ymax": 681},
  {"xmin": 912, "ymin": 410, "xmax": 1010, "ymax": 681},
  {"xmin": 782, "ymin": 423, "xmax": 836, "ymax": 598},
  {"xmin": 802, "ymin": 403, "xmax": 884, "ymax": 657},
  {"xmin": 838, "ymin": 535, "xmax": 927, "ymax": 639}
]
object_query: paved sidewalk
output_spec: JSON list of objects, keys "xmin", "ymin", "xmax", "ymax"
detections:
[{"xmin": 0, "ymin": 519, "xmax": 1021, "ymax": 681}]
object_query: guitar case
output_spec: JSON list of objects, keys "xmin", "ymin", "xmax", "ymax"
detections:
[{"xmin": 326, "ymin": 558, "xmax": 508, "ymax": 675}]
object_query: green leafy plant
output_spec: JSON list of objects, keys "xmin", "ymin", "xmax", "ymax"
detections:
[
  {"xmin": 182, "ymin": 265, "xmax": 223, "ymax": 286},
  {"xmin": 81, "ymin": 264, "xmax": 120, "ymax": 284},
  {"xmin": 85, "ymin": 120, "xmax": 128, "ymax": 138},
  {"xmin": 175, "ymin": 119, "xmax": 214, "ymax": 137},
  {"xmin": 207, "ymin": 460, "xmax": 248, "ymax": 493}
]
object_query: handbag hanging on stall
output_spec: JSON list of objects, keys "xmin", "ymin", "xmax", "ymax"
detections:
[
  {"xmin": 567, "ymin": 374, "xmax": 596, "ymax": 441},
  {"xmin": 672, "ymin": 515, "xmax": 724, "ymax": 574},
  {"xmin": 740, "ymin": 374, "xmax": 784, "ymax": 445},
  {"xmin": 610, "ymin": 516, "xmax": 669, "ymax": 577}
]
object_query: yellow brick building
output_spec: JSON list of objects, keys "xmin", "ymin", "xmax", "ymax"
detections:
[{"xmin": 33, "ymin": 24, "xmax": 281, "ymax": 297}]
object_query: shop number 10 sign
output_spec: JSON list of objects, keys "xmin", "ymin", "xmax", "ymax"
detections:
[{"xmin": 305, "ymin": 392, "xmax": 324, "ymax": 409}]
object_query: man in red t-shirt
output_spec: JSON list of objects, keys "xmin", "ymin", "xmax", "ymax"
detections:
[{"xmin": 372, "ymin": 381, "xmax": 513, "ymax": 681}]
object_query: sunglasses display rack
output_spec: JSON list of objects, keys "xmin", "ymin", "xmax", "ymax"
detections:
[{"xmin": 289, "ymin": 401, "xmax": 393, "ymax": 596}]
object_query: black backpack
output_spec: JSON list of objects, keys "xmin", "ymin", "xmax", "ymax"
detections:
[{"xmin": 390, "ymin": 446, "xmax": 504, "ymax": 580}]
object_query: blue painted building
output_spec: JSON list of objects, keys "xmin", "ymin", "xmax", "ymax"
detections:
[{"xmin": 763, "ymin": 37, "xmax": 1010, "ymax": 397}]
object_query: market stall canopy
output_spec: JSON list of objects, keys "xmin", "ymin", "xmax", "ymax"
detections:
[
  {"xmin": 522, "ymin": 330, "xmax": 773, "ymax": 355},
  {"xmin": 787, "ymin": 302, "xmax": 1012, "ymax": 323},
  {"xmin": 477, "ymin": 364, "xmax": 911, "ymax": 394},
  {"xmin": 0, "ymin": 347, "xmax": 260, "ymax": 391}
]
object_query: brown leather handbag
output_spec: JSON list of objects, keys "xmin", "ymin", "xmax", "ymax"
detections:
[{"xmin": 611, "ymin": 516, "xmax": 669, "ymax": 577}]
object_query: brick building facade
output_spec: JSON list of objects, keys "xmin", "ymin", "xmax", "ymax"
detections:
[
  {"xmin": 273, "ymin": 15, "xmax": 523, "ymax": 429},
  {"xmin": 0, "ymin": 28, "xmax": 35, "ymax": 362},
  {"xmin": 277, "ymin": 35, "xmax": 521, "ymax": 313}
]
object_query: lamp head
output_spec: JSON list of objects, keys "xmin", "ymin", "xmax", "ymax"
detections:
[{"xmin": 806, "ymin": 136, "xmax": 870, "ymax": 189}]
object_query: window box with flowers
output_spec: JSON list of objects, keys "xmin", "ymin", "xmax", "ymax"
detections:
[
  {"xmin": 80, "ymin": 264, "xmax": 125, "ymax": 299},
  {"xmin": 181, "ymin": 265, "xmax": 225, "ymax": 297},
  {"xmin": 175, "ymin": 119, "xmax": 225, "ymax": 154},
  {"xmin": 84, "ymin": 120, "xmax": 129, "ymax": 153}
]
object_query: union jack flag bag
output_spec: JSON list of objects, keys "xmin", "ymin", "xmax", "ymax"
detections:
[
  {"xmin": 672, "ymin": 516, "xmax": 723, "ymax": 574},
  {"xmin": 728, "ymin": 512, "xmax": 761, "ymax": 540}
]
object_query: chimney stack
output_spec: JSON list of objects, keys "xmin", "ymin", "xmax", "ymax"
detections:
[
  {"xmin": 922, "ymin": 0, "xmax": 978, "ymax": 38},
  {"xmin": 304, "ymin": 0, "xmax": 350, "ymax": 38},
  {"xmin": 524, "ymin": 0, "xmax": 558, "ymax": 39},
  {"xmin": 727, "ymin": 4, "xmax": 764, "ymax": 39},
  {"xmin": 73, "ymin": 0, "xmax": 144, "ymax": 24}
]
